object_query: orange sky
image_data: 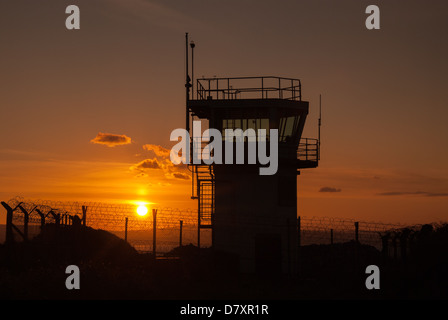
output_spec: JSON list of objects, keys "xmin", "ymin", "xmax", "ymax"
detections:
[{"xmin": 1, "ymin": 0, "xmax": 447, "ymax": 225}]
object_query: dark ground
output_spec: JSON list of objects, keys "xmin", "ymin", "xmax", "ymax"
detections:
[{"xmin": 0, "ymin": 223, "xmax": 447, "ymax": 300}]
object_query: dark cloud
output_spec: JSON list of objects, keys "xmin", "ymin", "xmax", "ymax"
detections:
[
  {"xmin": 319, "ymin": 187, "xmax": 342, "ymax": 193},
  {"xmin": 143, "ymin": 143, "xmax": 185, "ymax": 164},
  {"xmin": 131, "ymin": 159, "xmax": 161, "ymax": 171},
  {"xmin": 425, "ymin": 192, "xmax": 448, "ymax": 197},
  {"xmin": 135, "ymin": 172, "xmax": 148, "ymax": 178},
  {"xmin": 377, "ymin": 191, "xmax": 425, "ymax": 196},
  {"xmin": 164, "ymin": 159, "xmax": 191, "ymax": 180},
  {"xmin": 91, "ymin": 132, "xmax": 132, "ymax": 147},
  {"xmin": 377, "ymin": 191, "xmax": 448, "ymax": 197},
  {"xmin": 170, "ymin": 172, "xmax": 190, "ymax": 180},
  {"xmin": 130, "ymin": 142, "xmax": 191, "ymax": 181},
  {"xmin": 142, "ymin": 144, "xmax": 171, "ymax": 157}
]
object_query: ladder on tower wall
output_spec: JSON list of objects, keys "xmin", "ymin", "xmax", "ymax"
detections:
[{"xmin": 192, "ymin": 164, "xmax": 214, "ymax": 230}]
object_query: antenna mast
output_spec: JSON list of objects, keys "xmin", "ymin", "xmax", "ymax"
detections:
[
  {"xmin": 318, "ymin": 94, "xmax": 322, "ymax": 160},
  {"xmin": 190, "ymin": 40, "xmax": 195, "ymax": 99},
  {"xmin": 185, "ymin": 33, "xmax": 195, "ymax": 198},
  {"xmin": 185, "ymin": 33, "xmax": 191, "ymax": 133}
]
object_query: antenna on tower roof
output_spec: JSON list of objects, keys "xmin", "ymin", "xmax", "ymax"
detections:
[
  {"xmin": 185, "ymin": 33, "xmax": 191, "ymax": 130},
  {"xmin": 318, "ymin": 94, "xmax": 322, "ymax": 161},
  {"xmin": 190, "ymin": 40, "xmax": 195, "ymax": 99}
]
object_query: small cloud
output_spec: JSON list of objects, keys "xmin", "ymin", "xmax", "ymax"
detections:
[
  {"xmin": 377, "ymin": 191, "xmax": 448, "ymax": 197},
  {"xmin": 319, "ymin": 187, "xmax": 342, "ymax": 193},
  {"xmin": 134, "ymin": 142, "xmax": 190, "ymax": 181},
  {"xmin": 174, "ymin": 172, "xmax": 190, "ymax": 180},
  {"xmin": 143, "ymin": 143, "xmax": 185, "ymax": 164},
  {"xmin": 131, "ymin": 159, "xmax": 161, "ymax": 171},
  {"xmin": 135, "ymin": 172, "xmax": 148, "ymax": 178},
  {"xmin": 425, "ymin": 192, "xmax": 448, "ymax": 197},
  {"xmin": 377, "ymin": 191, "xmax": 423, "ymax": 196},
  {"xmin": 168, "ymin": 172, "xmax": 191, "ymax": 180},
  {"xmin": 143, "ymin": 144, "xmax": 171, "ymax": 157},
  {"xmin": 91, "ymin": 132, "xmax": 132, "ymax": 147}
]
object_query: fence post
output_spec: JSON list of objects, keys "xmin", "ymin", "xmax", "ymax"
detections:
[
  {"xmin": 18, "ymin": 205, "xmax": 29, "ymax": 241},
  {"xmin": 261, "ymin": 77, "xmax": 264, "ymax": 98},
  {"xmin": 124, "ymin": 217, "xmax": 128, "ymax": 242},
  {"xmin": 24, "ymin": 211, "xmax": 29, "ymax": 240},
  {"xmin": 1, "ymin": 202, "xmax": 14, "ymax": 244},
  {"xmin": 36, "ymin": 209, "xmax": 45, "ymax": 229},
  {"xmin": 55, "ymin": 212, "xmax": 61, "ymax": 226},
  {"xmin": 153, "ymin": 209, "xmax": 157, "ymax": 258},
  {"xmin": 278, "ymin": 77, "xmax": 281, "ymax": 98},
  {"xmin": 179, "ymin": 220, "xmax": 183, "ymax": 247},
  {"xmin": 354, "ymin": 222, "xmax": 359, "ymax": 243},
  {"xmin": 82, "ymin": 206, "xmax": 87, "ymax": 227}
]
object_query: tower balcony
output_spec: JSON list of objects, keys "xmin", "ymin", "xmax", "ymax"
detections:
[
  {"xmin": 297, "ymin": 138, "xmax": 319, "ymax": 169},
  {"xmin": 194, "ymin": 76, "xmax": 302, "ymax": 101}
]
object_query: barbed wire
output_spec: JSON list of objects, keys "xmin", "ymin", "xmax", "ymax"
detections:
[
  {"xmin": 6, "ymin": 196, "xmax": 198, "ymax": 231},
  {"xmin": 3, "ymin": 196, "xmax": 404, "ymax": 252}
]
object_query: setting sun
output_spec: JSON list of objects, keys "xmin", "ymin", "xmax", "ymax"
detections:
[{"xmin": 136, "ymin": 205, "xmax": 148, "ymax": 216}]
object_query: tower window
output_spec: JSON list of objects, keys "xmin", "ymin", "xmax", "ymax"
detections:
[
  {"xmin": 222, "ymin": 118, "xmax": 270, "ymax": 141},
  {"xmin": 279, "ymin": 115, "xmax": 300, "ymax": 143}
]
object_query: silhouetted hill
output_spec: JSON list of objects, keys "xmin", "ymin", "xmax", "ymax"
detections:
[
  {"xmin": 0, "ymin": 224, "xmax": 139, "ymax": 267},
  {"xmin": 0, "ymin": 223, "xmax": 446, "ymax": 299},
  {"xmin": 0, "ymin": 224, "xmax": 153, "ymax": 299}
]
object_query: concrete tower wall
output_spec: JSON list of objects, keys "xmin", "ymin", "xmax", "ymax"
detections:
[{"xmin": 213, "ymin": 163, "xmax": 298, "ymax": 274}]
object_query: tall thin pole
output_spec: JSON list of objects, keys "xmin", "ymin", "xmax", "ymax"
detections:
[
  {"xmin": 153, "ymin": 209, "xmax": 158, "ymax": 257},
  {"xmin": 36, "ymin": 209, "xmax": 45, "ymax": 229},
  {"xmin": 190, "ymin": 41, "xmax": 195, "ymax": 99},
  {"xmin": 82, "ymin": 205, "xmax": 87, "ymax": 227},
  {"xmin": 198, "ymin": 193, "xmax": 201, "ymax": 248},
  {"xmin": 19, "ymin": 205, "xmax": 29, "ymax": 241},
  {"xmin": 318, "ymin": 94, "xmax": 322, "ymax": 160},
  {"xmin": 179, "ymin": 220, "xmax": 183, "ymax": 247},
  {"xmin": 185, "ymin": 33, "xmax": 192, "ymax": 168},
  {"xmin": 1, "ymin": 202, "xmax": 14, "ymax": 245},
  {"xmin": 124, "ymin": 217, "xmax": 128, "ymax": 242},
  {"xmin": 185, "ymin": 33, "xmax": 190, "ymax": 133}
]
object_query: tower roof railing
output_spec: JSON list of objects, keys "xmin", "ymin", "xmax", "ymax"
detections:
[{"xmin": 195, "ymin": 76, "xmax": 302, "ymax": 101}]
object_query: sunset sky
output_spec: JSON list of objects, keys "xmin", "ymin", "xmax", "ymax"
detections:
[{"xmin": 0, "ymin": 0, "xmax": 447, "ymax": 225}]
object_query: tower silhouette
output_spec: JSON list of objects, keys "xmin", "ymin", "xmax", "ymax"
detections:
[{"xmin": 185, "ymin": 34, "xmax": 319, "ymax": 273}]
